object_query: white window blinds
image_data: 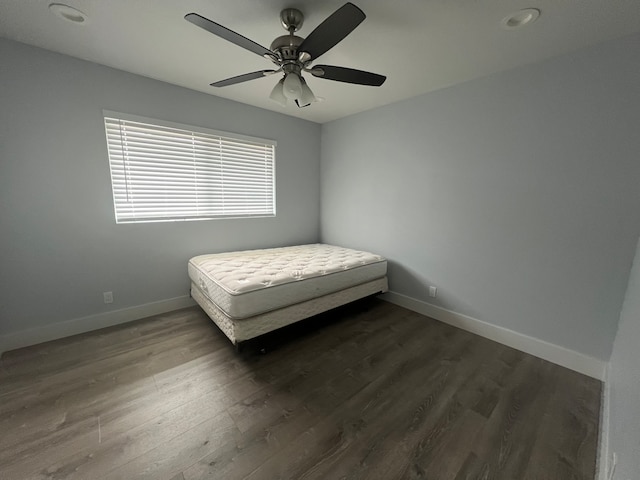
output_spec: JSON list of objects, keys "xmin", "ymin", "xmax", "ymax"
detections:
[{"xmin": 104, "ymin": 112, "xmax": 276, "ymax": 223}]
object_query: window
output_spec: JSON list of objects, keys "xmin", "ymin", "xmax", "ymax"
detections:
[{"xmin": 103, "ymin": 111, "xmax": 276, "ymax": 223}]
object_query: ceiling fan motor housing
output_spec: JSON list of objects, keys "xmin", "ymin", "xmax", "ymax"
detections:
[
  {"xmin": 273, "ymin": 8, "xmax": 307, "ymax": 64},
  {"xmin": 270, "ymin": 34, "xmax": 304, "ymax": 62}
]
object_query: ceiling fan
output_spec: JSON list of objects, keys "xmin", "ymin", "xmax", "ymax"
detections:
[{"xmin": 184, "ymin": 3, "xmax": 386, "ymax": 108}]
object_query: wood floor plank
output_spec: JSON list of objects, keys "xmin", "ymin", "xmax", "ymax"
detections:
[
  {"xmin": 0, "ymin": 377, "xmax": 157, "ymax": 458},
  {"xmin": 0, "ymin": 309, "xmax": 214, "ymax": 392},
  {"xmin": 0, "ymin": 332, "xmax": 220, "ymax": 463},
  {"xmin": 1, "ymin": 416, "xmax": 100, "ymax": 479},
  {"xmin": 240, "ymin": 322, "xmax": 478, "ymax": 479},
  {"xmin": 420, "ymin": 410, "xmax": 486, "ymax": 480},
  {"xmin": 0, "ymin": 299, "xmax": 601, "ymax": 480},
  {"xmin": 24, "ymin": 390, "xmax": 235, "ymax": 480},
  {"xmin": 477, "ymin": 361, "xmax": 556, "ymax": 480},
  {"xmin": 522, "ymin": 366, "xmax": 600, "ymax": 480},
  {"xmin": 100, "ymin": 410, "xmax": 237, "ymax": 480},
  {"xmin": 182, "ymin": 306, "xmax": 436, "ymax": 479},
  {"xmin": 0, "ymin": 326, "xmax": 214, "ymax": 412},
  {"xmin": 327, "ymin": 338, "xmax": 500, "ymax": 480}
]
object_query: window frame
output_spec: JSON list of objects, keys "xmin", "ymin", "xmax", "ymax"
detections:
[{"xmin": 103, "ymin": 110, "xmax": 276, "ymax": 224}]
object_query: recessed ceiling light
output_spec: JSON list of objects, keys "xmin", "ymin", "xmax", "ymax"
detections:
[
  {"xmin": 501, "ymin": 8, "xmax": 540, "ymax": 30},
  {"xmin": 48, "ymin": 3, "xmax": 88, "ymax": 24}
]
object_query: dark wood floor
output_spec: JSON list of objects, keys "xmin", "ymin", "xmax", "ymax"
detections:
[{"xmin": 0, "ymin": 299, "xmax": 601, "ymax": 480}]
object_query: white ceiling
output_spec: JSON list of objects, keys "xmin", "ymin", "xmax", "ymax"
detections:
[{"xmin": 1, "ymin": 0, "xmax": 640, "ymax": 124}]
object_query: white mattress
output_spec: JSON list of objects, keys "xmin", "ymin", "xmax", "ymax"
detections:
[
  {"xmin": 191, "ymin": 277, "xmax": 388, "ymax": 343},
  {"xmin": 188, "ymin": 244, "xmax": 387, "ymax": 319}
]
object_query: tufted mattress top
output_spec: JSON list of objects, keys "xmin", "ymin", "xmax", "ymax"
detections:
[{"xmin": 188, "ymin": 244, "xmax": 387, "ymax": 319}]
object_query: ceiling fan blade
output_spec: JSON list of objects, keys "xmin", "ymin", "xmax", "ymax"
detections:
[
  {"xmin": 185, "ymin": 13, "xmax": 276, "ymax": 60},
  {"xmin": 211, "ymin": 70, "xmax": 277, "ymax": 87},
  {"xmin": 311, "ymin": 65, "xmax": 386, "ymax": 86},
  {"xmin": 297, "ymin": 3, "xmax": 365, "ymax": 62}
]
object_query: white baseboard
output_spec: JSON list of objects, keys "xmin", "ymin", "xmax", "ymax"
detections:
[
  {"xmin": 597, "ymin": 364, "xmax": 612, "ymax": 480},
  {"xmin": 380, "ymin": 291, "xmax": 606, "ymax": 380},
  {"xmin": 0, "ymin": 295, "xmax": 196, "ymax": 356}
]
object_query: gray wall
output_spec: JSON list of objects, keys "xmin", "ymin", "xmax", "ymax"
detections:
[
  {"xmin": 607, "ymin": 234, "xmax": 640, "ymax": 479},
  {"xmin": 0, "ymin": 38, "xmax": 321, "ymax": 336},
  {"xmin": 320, "ymin": 33, "xmax": 640, "ymax": 360}
]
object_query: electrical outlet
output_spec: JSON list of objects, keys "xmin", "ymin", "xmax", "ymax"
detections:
[
  {"xmin": 429, "ymin": 286, "xmax": 437, "ymax": 298},
  {"xmin": 103, "ymin": 291, "xmax": 113, "ymax": 304}
]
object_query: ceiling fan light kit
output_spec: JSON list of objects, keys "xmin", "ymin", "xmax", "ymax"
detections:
[{"xmin": 185, "ymin": 2, "xmax": 386, "ymax": 108}]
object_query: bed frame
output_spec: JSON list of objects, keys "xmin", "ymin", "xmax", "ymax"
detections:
[
  {"xmin": 190, "ymin": 276, "xmax": 388, "ymax": 347},
  {"xmin": 188, "ymin": 244, "xmax": 388, "ymax": 349}
]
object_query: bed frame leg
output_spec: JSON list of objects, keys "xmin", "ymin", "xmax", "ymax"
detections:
[{"xmin": 234, "ymin": 341, "xmax": 243, "ymax": 353}]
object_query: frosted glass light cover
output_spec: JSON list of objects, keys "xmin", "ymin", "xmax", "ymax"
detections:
[
  {"xmin": 269, "ymin": 79, "xmax": 287, "ymax": 106},
  {"xmin": 299, "ymin": 78, "xmax": 317, "ymax": 106},
  {"xmin": 283, "ymin": 73, "xmax": 303, "ymax": 100}
]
